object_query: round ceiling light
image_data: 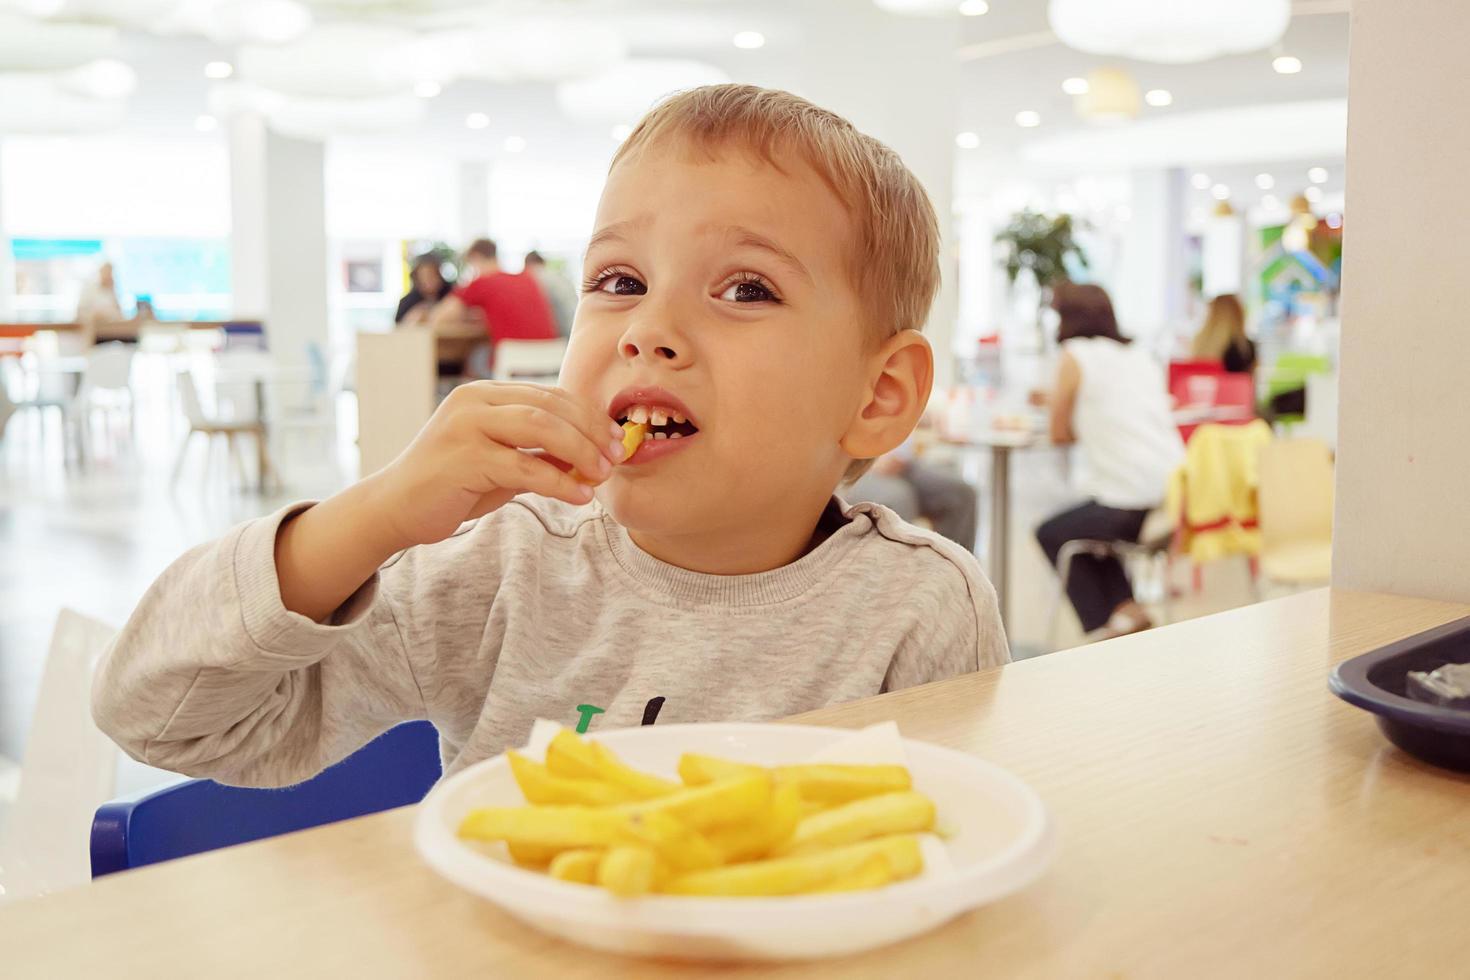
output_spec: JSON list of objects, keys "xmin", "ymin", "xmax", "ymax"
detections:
[
  {"xmin": 1049, "ymin": 0, "xmax": 1289, "ymax": 63},
  {"xmin": 59, "ymin": 58, "xmax": 138, "ymax": 100},
  {"xmin": 732, "ymin": 31, "xmax": 765, "ymax": 50},
  {"xmin": 955, "ymin": 131, "xmax": 980, "ymax": 149}
]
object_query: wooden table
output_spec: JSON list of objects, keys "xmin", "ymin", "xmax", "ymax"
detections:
[{"xmin": 3, "ymin": 589, "xmax": 1468, "ymax": 978}]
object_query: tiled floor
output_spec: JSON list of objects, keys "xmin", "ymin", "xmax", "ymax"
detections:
[{"xmin": 0, "ymin": 351, "xmax": 1262, "ymax": 808}]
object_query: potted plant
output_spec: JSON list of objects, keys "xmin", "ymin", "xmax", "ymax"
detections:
[{"xmin": 995, "ymin": 210, "xmax": 1089, "ymax": 345}]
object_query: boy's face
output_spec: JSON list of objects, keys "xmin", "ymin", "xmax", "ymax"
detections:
[{"xmin": 559, "ymin": 143, "xmax": 872, "ymax": 544}]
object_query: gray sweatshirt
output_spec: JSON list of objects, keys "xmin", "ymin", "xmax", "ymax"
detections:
[{"xmin": 92, "ymin": 497, "xmax": 1008, "ymax": 787}]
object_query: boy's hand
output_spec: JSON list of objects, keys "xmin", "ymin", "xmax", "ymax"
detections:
[{"xmin": 368, "ymin": 382, "xmax": 627, "ymax": 549}]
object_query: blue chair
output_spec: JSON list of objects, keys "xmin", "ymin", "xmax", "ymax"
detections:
[{"xmin": 91, "ymin": 721, "xmax": 441, "ymax": 878}]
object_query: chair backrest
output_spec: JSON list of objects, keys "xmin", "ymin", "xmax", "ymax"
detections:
[
  {"xmin": 1168, "ymin": 359, "xmax": 1226, "ymax": 403},
  {"xmin": 90, "ymin": 721, "xmax": 442, "ymax": 877},
  {"xmin": 1258, "ymin": 438, "xmax": 1334, "ymax": 549},
  {"xmin": 1264, "ymin": 352, "xmax": 1332, "ymax": 400},
  {"xmin": 491, "ymin": 338, "xmax": 568, "ymax": 382},
  {"xmin": 82, "ymin": 342, "xmax": 134, "ymax": 392},
  {"xmin": 175, "ymin": 370, "xmax": 209, "ymax": 427},
  {"xmin": 1298, "ymin": 372, "xmax": 1339, "ymax": 450},
  {"xmin": 0, "ymin": 609, "xmax": 118, "ymax": 901}
]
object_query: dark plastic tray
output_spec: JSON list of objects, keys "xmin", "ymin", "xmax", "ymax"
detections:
[{"xmin": 1330, "ymin": 615, "xmax": 1470, "ymax": 772}]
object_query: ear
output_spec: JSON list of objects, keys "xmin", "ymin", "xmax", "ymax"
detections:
[{"xmin": 839, "ymin": 330, "xmax": 934, "ymax": 462}]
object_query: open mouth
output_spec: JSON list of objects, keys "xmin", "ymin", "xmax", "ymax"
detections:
[{"xmin": 617, "ymin": 404, "xmax": 700, "ymax": 442}]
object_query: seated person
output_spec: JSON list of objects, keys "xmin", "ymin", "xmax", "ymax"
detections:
[
  {"xmin": 431, "ymin": 239, "xmax": 559, "ymax": 356},
  {"xmin": 395, "ymin": 255, "xmax": 455, "ymax": 326},
  {"xmin": 1191, "ymin": 294, "xmax": 1256, "ymax": 374},
  {"xmin": 93, "ymin": 84, "xmax": 1008, "ymax": 787},
  {"xmin": 1034, "ymin": 283, "xmax": 1183, "ymax": 641},
  {"xmin": 847, "ymin": 437, "xmax": 979, "ymax": 552}
]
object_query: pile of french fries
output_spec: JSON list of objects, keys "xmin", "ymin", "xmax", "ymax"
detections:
[{"xmin": 456, "ymin": 730, "xmax": 938, "ymax": 898}]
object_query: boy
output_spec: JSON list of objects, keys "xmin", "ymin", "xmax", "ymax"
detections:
[{"xmin": 93, "ymin": 85, "xmax": 1008, "ymax": 787}]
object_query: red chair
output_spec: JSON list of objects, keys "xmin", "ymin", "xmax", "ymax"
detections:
[{"xmin": 1169, "ymin": 360, "xmax": 1255, "ymax": 442}]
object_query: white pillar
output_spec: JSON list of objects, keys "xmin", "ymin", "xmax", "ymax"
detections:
[
  {"xmin": 227, "ymin": 112, "xmax": 328, "ymax": 367},
  {"xmin": 753, "ymin": 2, "xmax": 961, "ymax": 391},
  {"xmin": 1332, "ymin": 0, "xmax": 1470, "ymax": 601},
  {"xmin": 0, "ymin": 144, "xmax": 13, "ymax": 320},
  {"xmin": 457, "ymin": 160, "xmax": 491, "ymax": 247},
  {"xmin": 1115, "ymin": 167, "xmax": 1188, "ymax": 350}
]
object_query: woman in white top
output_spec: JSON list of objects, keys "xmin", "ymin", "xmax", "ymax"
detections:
[{"xmin": 1035, "ymin": 283, "xmax": 1184, "ymax": 639}]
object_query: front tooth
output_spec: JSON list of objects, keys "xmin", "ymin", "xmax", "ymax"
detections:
[
  {"xmin": 628, "ymin": 405, "xmax": 649, "ymax": 424},
  {"xmin": 671, "ymin": 411, "xmax": 686, "ymax": 423},
  {"xmin": 652, "ymin": 431, "xmax": 667, "ymax": 440},
  {"xmin": 650, "ymin": 408, "xmax": 669, "ymax": 426}
]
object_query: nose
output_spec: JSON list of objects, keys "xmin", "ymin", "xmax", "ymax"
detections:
[{"xmin": 618, "ymin": 315, "xmax": 691, "ymax": 367}]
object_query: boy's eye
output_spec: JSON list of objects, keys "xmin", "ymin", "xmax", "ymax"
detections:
[
  {"xmin": 596, "ymin": 274, "xmax": 646, "ymax": 296},
  {"xmin": 719, "ymin": 279, "xmax": 777, "ymax": 303}
]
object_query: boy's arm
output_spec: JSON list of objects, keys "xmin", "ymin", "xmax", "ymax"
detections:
[{"xmin": 91, "ymin": 504, "xmax": 429, "ymax": 788}]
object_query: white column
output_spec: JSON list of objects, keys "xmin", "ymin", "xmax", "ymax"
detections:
[
  {"xmin": 227, "ymin": 112, "xmax": 328, "ymax": 367},
  {"xmin": 457, "ymin": 160, "xmax": 491, "ymax": 247},
  {"xmin": 1332, "ymin": 0, "xmax": 1470, "ymax": 601},
  {"xmin": 0, "ymin": 144, "xmax": 13, "ymax": 320},
  {"xmin": 754, "ymin": 2, "xmax": 961, "ymax": 391},
  {"xmin": 1115, "ymin": 167, "xmax": 1188, "ymax": 350}
]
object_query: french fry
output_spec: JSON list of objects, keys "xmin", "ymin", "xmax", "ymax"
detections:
[
  {"xmin": 459, "ymin": 805, "xmax": 626, "ymax": 850},
  {"xmin": 811, "ymin": 855, "xmax": 894, "ymax": 893},
  {"xmin": 705, "ymin": 781, "xmax": 802, "ymax": 863},
  {"xmin": 545, "ymin": 730, "xmax": 678, "ymax": 800},
  {"xmin": 773, "ymin": 763, "xmax": 912, "ymax": 805},
  {"xmin": 677, "ymin": 752, "xmax": 767, "ymax": 787},
  {"xmin": 548, "ymin": 848, "xmax": 604, "ymax": 884},
  {"xmin": 591, "ymin": 743, "xmax": 681, "ymax": 799},
  {"xmin": 507, "ymin": 750, "xmax": 635, "ymax": 806},
  {"xmin": 772, "ymin": 790, "xmax": 935, "ymax": 857},
  {"xmin": 507, "ymin": 842, "xmax": 560, "ymax": 867},
  {"xmin": 597, "ymin": 846, "xmax": 659, "ymax": 897},
  {"xmin": 621, "ymin": 773, "xmax": 770, "ymax": 832},
  {"xmin": 662, "ymin": 834, "xmax": 923, "ymax": 897},
  {"xmin": 619, "ymin": 810, "xmax": 722, "ymax": 872}
]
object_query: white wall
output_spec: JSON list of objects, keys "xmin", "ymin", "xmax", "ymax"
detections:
[{"xmin": 1332, "ymin": 0, "xmax": 1470, "ymax": 600}]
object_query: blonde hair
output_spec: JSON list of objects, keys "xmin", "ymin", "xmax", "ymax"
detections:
[
  {"xmin": 1192, "ymin": 294, "xmax": 1248, "ymax": 360},
  {"xmin": 612, "ymin": 84, "xmax": 941, "ymax": 481}
]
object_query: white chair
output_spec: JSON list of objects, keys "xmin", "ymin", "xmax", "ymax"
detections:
[
  {"xmin": 0, "ymin": 609, "xmax": 119, "ymax": 902},
  {"xmin": 172, "ymin": 370, "xmax": 270, "ymax": 486},
  {"xmin": 70, "ymin": 342, "xmax": 136, "ymax": 459},
  {"xmin": 1046, "ymin": 508, "xmax": 1176, "ymax": 650},
  {"xmin": 490, "ymin": 338, "xmax": 568, "ymax": 383}
]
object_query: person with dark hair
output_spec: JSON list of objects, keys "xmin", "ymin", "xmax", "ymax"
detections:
[
  {"xmin": 395, "ymin": 255, "xmax": 454, "ymax": 325},
  {"xmin": 1033, "ymin": 282, "xmax": 1184, "ymax": 640},
  {"xmin": 523, "ymin": 250, "xmax": 577, "ymax": 337},
  {"xmin": 430, "ymin": 238, "xmax": 558, "ymax": 354}
]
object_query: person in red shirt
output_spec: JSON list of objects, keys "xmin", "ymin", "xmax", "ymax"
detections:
[{"xmin": 431, "ymin": 238, "xmax": 559, "ymax": 346}]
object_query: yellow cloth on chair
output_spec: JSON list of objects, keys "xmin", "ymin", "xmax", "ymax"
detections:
[{"xmin": 1165, "ymin": 420, "xmax": 1274, "ymax": 563}]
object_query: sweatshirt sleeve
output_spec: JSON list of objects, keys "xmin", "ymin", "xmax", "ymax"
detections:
[
  {"xmin": 91, "ymin": 503, "xmax": 430, "ymax": 788},
  {"xmin": 882, "ymin": 535, "xmax": 1010, "ymax": 692}
]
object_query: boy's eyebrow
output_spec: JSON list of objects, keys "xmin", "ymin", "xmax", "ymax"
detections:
[
  {"xmin": 585, "ymin": 217, "xmax": 650, "ymax": 255},
  {"xmin": 716, "ymin": 225, "xmax": 814, "ymax": 286}
]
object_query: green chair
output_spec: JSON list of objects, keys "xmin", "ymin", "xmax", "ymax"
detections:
[{"xmin": 1261, "ymin": 353, "xmax": 1331, "ymax": 427}]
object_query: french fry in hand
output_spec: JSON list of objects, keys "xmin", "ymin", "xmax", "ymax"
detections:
[
  {"xmin": 547, "ymin": 848, "xmax": 603, "ymax": 884},
  {"xmin": 677, "ymin": 752, "xmax": 767, "ymax": 787},
  {"xmin": 812, "ymin": 855, "xmax": 894, "ymax": 893},
  {"xmin": 705, "ymin": 781, "xmax": 801, "ymax": 863},
  {"xmin": 597, "ymin": 846, "xmax": 660, "ymax": 897},
  {"xmin": 546, "ymin": 730, "xmax": 678, "ymax": 800},
  {"xmin": 772, "ymin": 790, "xmax": 935, "ymax": 857},
  {"xmin": 663, "ymin": 834, "xmax": 923, "ymax": 897},
  {"xmin": 621, "ymin": 773, "xmax": 770, "ymax": 832},
  {"xmin": 507, "ymin": 751, "xmax": 635, "ymax": 806},
  {"xmin": 773, "ymin": 763, "xmax": 912, "ymax": 805}
]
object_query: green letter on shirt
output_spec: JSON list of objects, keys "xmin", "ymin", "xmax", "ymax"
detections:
[{"xmin": 573, "ymin": 704, "xmax": 606, "ymax": 734}]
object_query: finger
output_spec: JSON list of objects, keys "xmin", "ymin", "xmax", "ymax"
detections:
[
  {"xmin": 481, "ymin": 443, "xmax": 596, "ymax": 507},
  {"xmin": 475, "ymin": 404, "xmax": 616, "ymax": 482},
  {"xmin": 459, "ymin": 382, "xmax": 625, "ymax": 458},
  {"xmin": 464, "ymin": 488, "xmax": 518, "ymax": 522}
]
